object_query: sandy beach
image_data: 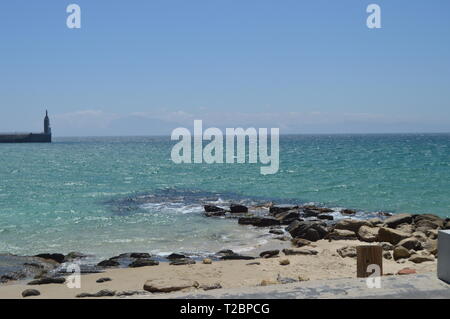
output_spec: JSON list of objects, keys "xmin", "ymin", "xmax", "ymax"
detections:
[{"xmin": 0, "ymin": 239, "xmax": 437, "ymax": 299}]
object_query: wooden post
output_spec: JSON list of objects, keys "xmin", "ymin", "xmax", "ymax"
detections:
[{"xmin": 356, "ymin": 245, "xmax": 383, "ymax": 278}]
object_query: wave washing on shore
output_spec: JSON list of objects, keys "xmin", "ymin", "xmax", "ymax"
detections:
[{"xmin": 0, "ymin": 134, "xmax": 449, "ymax": 270}]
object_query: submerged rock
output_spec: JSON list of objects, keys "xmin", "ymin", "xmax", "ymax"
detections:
[
  {"xmin": 340, "ymin": 209, "xmax": 357, "ymax": 215},
  {"xmin": 238, "ymin": 217, "xmax": 280, "ymax": 227}
]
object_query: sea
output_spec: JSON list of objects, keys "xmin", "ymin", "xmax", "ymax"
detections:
[{"xmin": 0, "ymin": 134, "xmax": 449, "ymax": 261}]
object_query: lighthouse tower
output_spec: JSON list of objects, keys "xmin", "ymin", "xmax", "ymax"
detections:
[{"xmin": 44, "ymin": 110, "xmax": 51, "ymax": 135}]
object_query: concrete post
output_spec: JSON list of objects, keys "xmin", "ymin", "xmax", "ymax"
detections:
[{"xmin": 438, "ymin": 230, "xmax": 450, "ymax": 284}]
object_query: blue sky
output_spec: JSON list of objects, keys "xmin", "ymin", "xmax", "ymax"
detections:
[{"xmin": 1, "ymin": 0, "xmax": 449, "ymax": 136}]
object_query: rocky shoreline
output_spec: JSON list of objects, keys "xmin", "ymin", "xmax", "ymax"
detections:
[{"xmin": 1, "ymin": 202, "xmax": 448, "ymax": 297}]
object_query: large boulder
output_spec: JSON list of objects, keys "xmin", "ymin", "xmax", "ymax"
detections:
[
  {"xmin": 414, "ymin": 215, "xmax": 444, "ymax": 232},
  {"xmin": 238, "ymin": 217, "xmax": 280, "ymax": 227},
  {"xmin": 378, "ymin": 227, "xmax": 410, "ymax": 245},
  {"xmin": 396, "ymin": 237, "xmax": 422, "ymax": 251},
  {"xmin": 286, "ymin": 220, "xmax": 328, "ymax": 242},
  {"xmin": 393, "ymin": 246, "xmax": 411, "ymax": 261},
  {"xmin": 382, "ymin": 214, "xmax": 413, "ymax": 229},
  {"xmin": 327, "ymin": 229, "xmax": 357, "ymax": 240},
  {"xmin": 230, "ymin": 204, "xmax": 248, "ymax": 213},
  {"xmin": 358, "ymin": 226, "xmax": 380, "ymax": 242},
  {"xmin": 334, "ymin": 219, "xmax": 371, "ymax": 233}
]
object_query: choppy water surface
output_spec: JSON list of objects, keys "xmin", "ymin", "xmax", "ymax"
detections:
[{"xmin": 0, "ymin": 134, "xmax": 449, "ymax": 259}]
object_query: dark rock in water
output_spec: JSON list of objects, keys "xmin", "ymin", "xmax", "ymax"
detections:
[
  {"xmin": 230, "ymin": 204, "xmax": 248, "ymax": 213},
  {"xmin": 259, "ymin": 250, "xmax": 279, "ymax": 258},
  {"xmin": 205, "ymin": 210, "xmax": 226, "ymax": 217},
  {"xmin": 204, "ymin": 205, "xmax": 225, "ymax": 213},
  {"xmin": 76, "ymin": 289, "xmax": 116, "ymax": 298},
  {"xmin": 22, "ymin": 289, "xmax": 40, "ymax": 298},
  {"xmin": 96, "ymin": 277, "xmax": 112, "ymax": 283},
  {"xmin": 238, "ymin": 217, "xmax": 280, "ymax": 227},
  {"xmin": 169, "ymin": 258, "xmax": 196, "ymax": 265},
  {"xmin": 286, "ymin": 220, "xmax": 328, "ymax": 241},
  {"xmin": 383, "ymin": 214, "xmax": 413, "ymax": 228},
  {"xmin": 275, "ymin": 210, "xmax": 300, "ymax": 224},
  {"xmin": 270, "ymin": 205, "xmax": 299, "ymax": 216},
  {"xmin": 303, "ymin": 209, "xmax": 320, "ymax": 217},
  {"xmin": 167, "ymin": 253, "xmax": 186, "ymax": 260},
  {"xmin": 129, "ymin": 259, "xmax": 159, "ymax": 268},
  {"xmin": 318, "ymin": 214, "xmax": 334, "ymax": 220},
  {"xmin": 302, "ymin": 205, "xmax": 334, "ymax": 213},
  {"xmin": 34, "ymin": 253, "xmax": 65, "ymax": 264},
  {"xmin": 97, "ymin": 259, "xmax": 120, "ymax": 268},
  {"xmin": 28, "ymin": 277, "xmax": 66, "ymax": 285},
  {"xmin": 269, "ymin": 229, "xmax": 284, "ymax": 235},
  {"xmin": 64, "ymin": 252, "xmax": 88, "ymax": 262},
  {"xmin": 221, "ymin": 255, "xmax": 255, "ymax": 260},
  {"xmin": 216, "ymin": 249, "xmax": 236, "ymax": 257},
  {"xmin": 340, "ymin": 209, "xmax": 357, "ymax": 215},
  {"xmin": 0, "ymin": 254, "xmax": 59, "ymax": 284},
  {"xmin": 129, "ymin": 253, "xmax": 151, "ymax": 259}
]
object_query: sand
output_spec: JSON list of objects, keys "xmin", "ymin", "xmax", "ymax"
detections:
[{"xmin": 0, "ymin": 239, "xmax": 437, "ymax": 299}]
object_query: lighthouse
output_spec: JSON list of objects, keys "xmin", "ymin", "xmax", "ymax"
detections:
[{"xmin": 44, "ymin": 110, "xmax": 51, "ymax": 135}]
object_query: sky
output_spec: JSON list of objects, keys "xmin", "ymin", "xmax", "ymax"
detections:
[{"xmin": 0, "ymin": 0, "xmax": 449, "ymax": 136}]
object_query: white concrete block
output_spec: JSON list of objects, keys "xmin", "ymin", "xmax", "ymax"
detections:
[{"xmin": 438, "ymin": 230, "xmax": 450, "ymax": 284}]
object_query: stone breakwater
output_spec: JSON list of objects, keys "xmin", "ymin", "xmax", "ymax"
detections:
[{"xmin": 1, "ymin": 202, "xmax": 448, "ymax": 287}]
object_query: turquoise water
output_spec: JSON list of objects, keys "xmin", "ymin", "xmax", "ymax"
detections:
[{"xmin": 0, "ymin": 134, "xmax": 449, "ymax": 259}]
